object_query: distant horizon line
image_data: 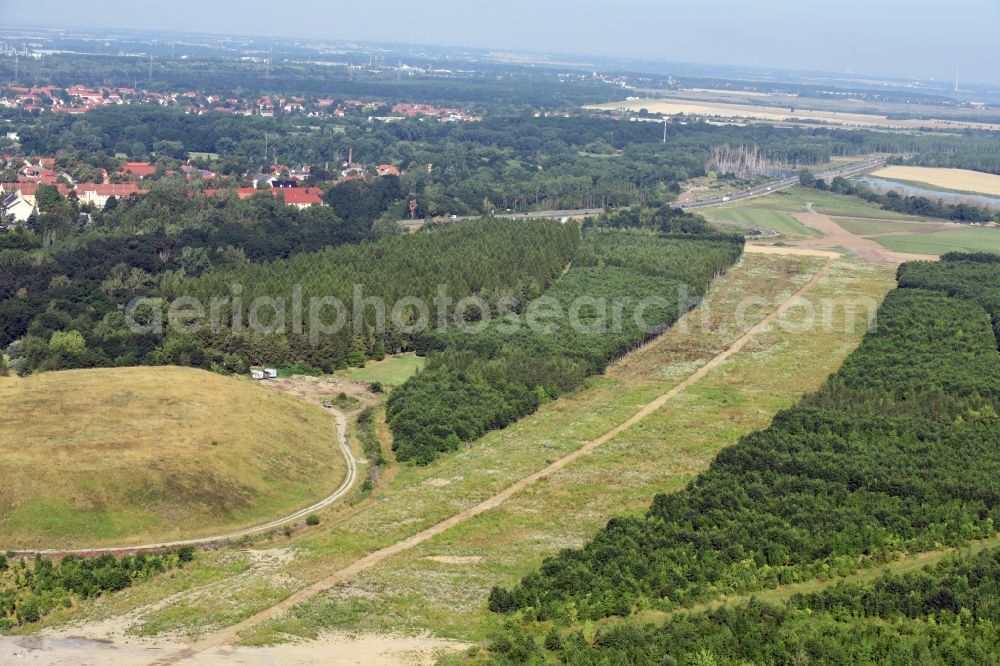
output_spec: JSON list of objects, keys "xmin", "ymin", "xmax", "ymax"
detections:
[{"xmin": 1, "ymin": 21, "xmax": 997, "ymax": 92}]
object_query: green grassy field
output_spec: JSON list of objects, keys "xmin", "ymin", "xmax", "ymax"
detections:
[
  {"xmin": 873, "ymin": 226, "xmax": 1000, "ymax": 255},
  {"xmin": 0, "ymin": 366, "xmax": 342, "ymax": 549},
  {"xmin": 765, "ymin": 187, "xmax": 915, "ymax": 219},
  {"xmin": 187, "ymin": 151, "xmax": 220, "ymax": 160},
  {"xmin": 708, "ymin": 206, "xmax": 822, "ymax": 238},
  {"xmin": 832, "ymin": 216, "xmax": 938, "ymax": 236},
  {"xmin": 345, "ymin": 353, "xmax": 425, "ymax": 386}
]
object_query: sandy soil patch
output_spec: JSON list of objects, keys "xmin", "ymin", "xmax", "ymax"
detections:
[
  {"xmin": 744, "ymin": 245, "xmax": 841, "ymax": 259},
  {"xmin": 0, "ymin": 633, "xmax": 467, "ymax": 665},
  {"xmin": 425, "ymin": 476, "xmax": 463, "ymax": 488},
  {"xmin": 423, "ymin": 555, "xmax": 483, "ymax": 564},
  {"xmin": 586, "ymin": 99, "xmax": 1000, "ymax": 132},
  {"xmin": 266, "ymin": 375, "xmax": 376, "ymax": 409},
  {"xmin": 788, "ymin": 209, "xmax": 938, "ymax": 263},
  {"xmin": 871, "ymin": 166, "xmax": 1000, "ymax": 197}
]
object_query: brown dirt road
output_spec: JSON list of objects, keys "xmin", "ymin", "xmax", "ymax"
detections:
[
  {"xmin": 785, "ymin": 205, "xmax": 938, "ymax": 263},
  {"xmin": 150, "ymin": 249, "xmax": 836, "ymax": 665}
]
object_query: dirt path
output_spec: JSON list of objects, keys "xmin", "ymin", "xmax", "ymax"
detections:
[
  {"xmin": 574, "ymin": 532, "xmax": 1000, "ymax": 642},
  {"xmin": 10, "ymin": 409, "xmax": 357, "ymax": 556},
  {"xmin": 149, "ymin": 252, "xmax": 836, "ymax": 665},
  {"xmin": 783, "ymin": 204, "xmax": 939, "ymax": 263},
  {"xmin": 743, "ymin": 245, "xmax": 840, "ymax": 259}
]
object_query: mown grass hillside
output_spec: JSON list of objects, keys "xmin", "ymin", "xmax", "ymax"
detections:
[{"xmin": 0, "ymin": 366, "xmax": 340, "ymax": 549}]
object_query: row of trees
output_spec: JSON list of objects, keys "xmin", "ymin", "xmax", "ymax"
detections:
[
  {"xmin": 487, "ymin": 548, "xmax": 1000, "ymax": 664},
  {"xmin": 489, "ymin": 253, "xmax": 1000, "ymax": 624},
  {"xmin": 800, "ymin": 171, "xmax": 998, "ymax": 223},
  {"xmin": 387, "ymin": 228, "xmax": 743, "ymax": 463}
]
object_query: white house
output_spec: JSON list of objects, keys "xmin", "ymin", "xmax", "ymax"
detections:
[{"xmin": 1, "ymin": 192, "xmax": 35, "ymax": 222}]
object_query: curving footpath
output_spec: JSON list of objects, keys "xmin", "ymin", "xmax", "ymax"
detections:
[{"xmin": 6, "ymin": 410, "xmax": 357, "ymax": 556}]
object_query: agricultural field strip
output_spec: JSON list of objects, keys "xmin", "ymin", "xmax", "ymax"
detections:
[
  {"xmin": 150, "ymin": 251, "xmax": 835, "ymax": 664},
  {"xmin": 871, "ymin": 166, "xmax": 1000, "ymax": 197},
  {"xmin": 9, "ymin": 410, "xmax": 357, "ymax": 556}
]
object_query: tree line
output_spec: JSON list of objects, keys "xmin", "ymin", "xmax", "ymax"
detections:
[{"xmin": 800, "ymin": 170, "xmax": 998, "ymax": 223}]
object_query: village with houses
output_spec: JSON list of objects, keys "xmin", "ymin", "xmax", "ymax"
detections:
[
  {"xmin": 0, "ymin": 82, "xmax": 481, "ymax": 122},
  {"xmin": 0, "ymin": 143, "xmax": 414, "ymax": 224},
  {"xmin": 0, "ymin": 80, "xmax": 482, "ymax": 225}
]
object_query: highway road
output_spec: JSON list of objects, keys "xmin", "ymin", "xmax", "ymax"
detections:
[
  {"xmin": 679, "ymin": 158, "xmax": 886, "ymax": 210},
  {"xmin": 399, "ymin": 207, "xmax": 603, "ymax": 231},
  {"xmin": 398, "ymin": 159, "xmax": 885, "ymax": 230}
]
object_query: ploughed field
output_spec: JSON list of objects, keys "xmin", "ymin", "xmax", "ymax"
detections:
[{"xmin": 0, "ymin": 366, "xmax": 341, "ymax": 550}]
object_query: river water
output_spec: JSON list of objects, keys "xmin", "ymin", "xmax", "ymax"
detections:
[{"xmin": 853, "ymin": 176, "xmax": 1000, "ymax": 210}]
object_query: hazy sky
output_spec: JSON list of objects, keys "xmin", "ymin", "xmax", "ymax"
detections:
[{"xmin": 7, "ymin": 0, "xmax": 999, "ymax": 85}]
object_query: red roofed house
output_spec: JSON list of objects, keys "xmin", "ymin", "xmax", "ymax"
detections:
[
  {"xmin": 122, "ymin": 162, "xmax": 157, "ymax": 179},
  {"xmin": 279, "ymin": 188, "xmax": 324, "ymax": 208},
  {"xmin": 2, "ymin": 182, "xmax": 73, "ymax": 198},
  {"xmin": 376, "ymin": 164, "xmax": 400, "ymax": 177}
]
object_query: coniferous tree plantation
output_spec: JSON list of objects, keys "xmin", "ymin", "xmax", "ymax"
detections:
[
  {"xmin": 490, "ymin": 548, "xmax": 1000, "ymax": 665},
  {"xmin": 488, "ymin": 253, "xmax": 1000, "ymax": 636},
  {"xmin": 161, "ymin": 219, "xmax": 582, "ymax": 372},
  {"xmin": 388, "ymin": 229, "xmax": 743, "ymax": 463}
]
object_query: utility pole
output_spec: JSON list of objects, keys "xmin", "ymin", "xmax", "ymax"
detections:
[{"xmin": 662, "ymin": 118, "xmax": 667, "ymax": 144}]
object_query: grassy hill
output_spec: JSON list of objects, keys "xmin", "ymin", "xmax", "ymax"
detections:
[{"xmin": 0, "ymin": 366, "xmax": 341, "ymax": 549}]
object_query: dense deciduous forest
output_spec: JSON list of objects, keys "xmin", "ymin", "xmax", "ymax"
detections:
[
  {"xmin": 487, "ymin": 548, "xmax": 1000, "ymax": 665},
  {"xmin": 0, "ymin": 189, "xmax": 376, "ymax": 358},
  {"xmin": 488, "ymin": 253, "xmax": 1000, "ymax": 627},
  {"xmin": 0, "ymin": 55, "xmax": 621, "ymax": 107},
  {"xmin": 388, "ymin": 229, "xmax": 743, "ymax": 463}
]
